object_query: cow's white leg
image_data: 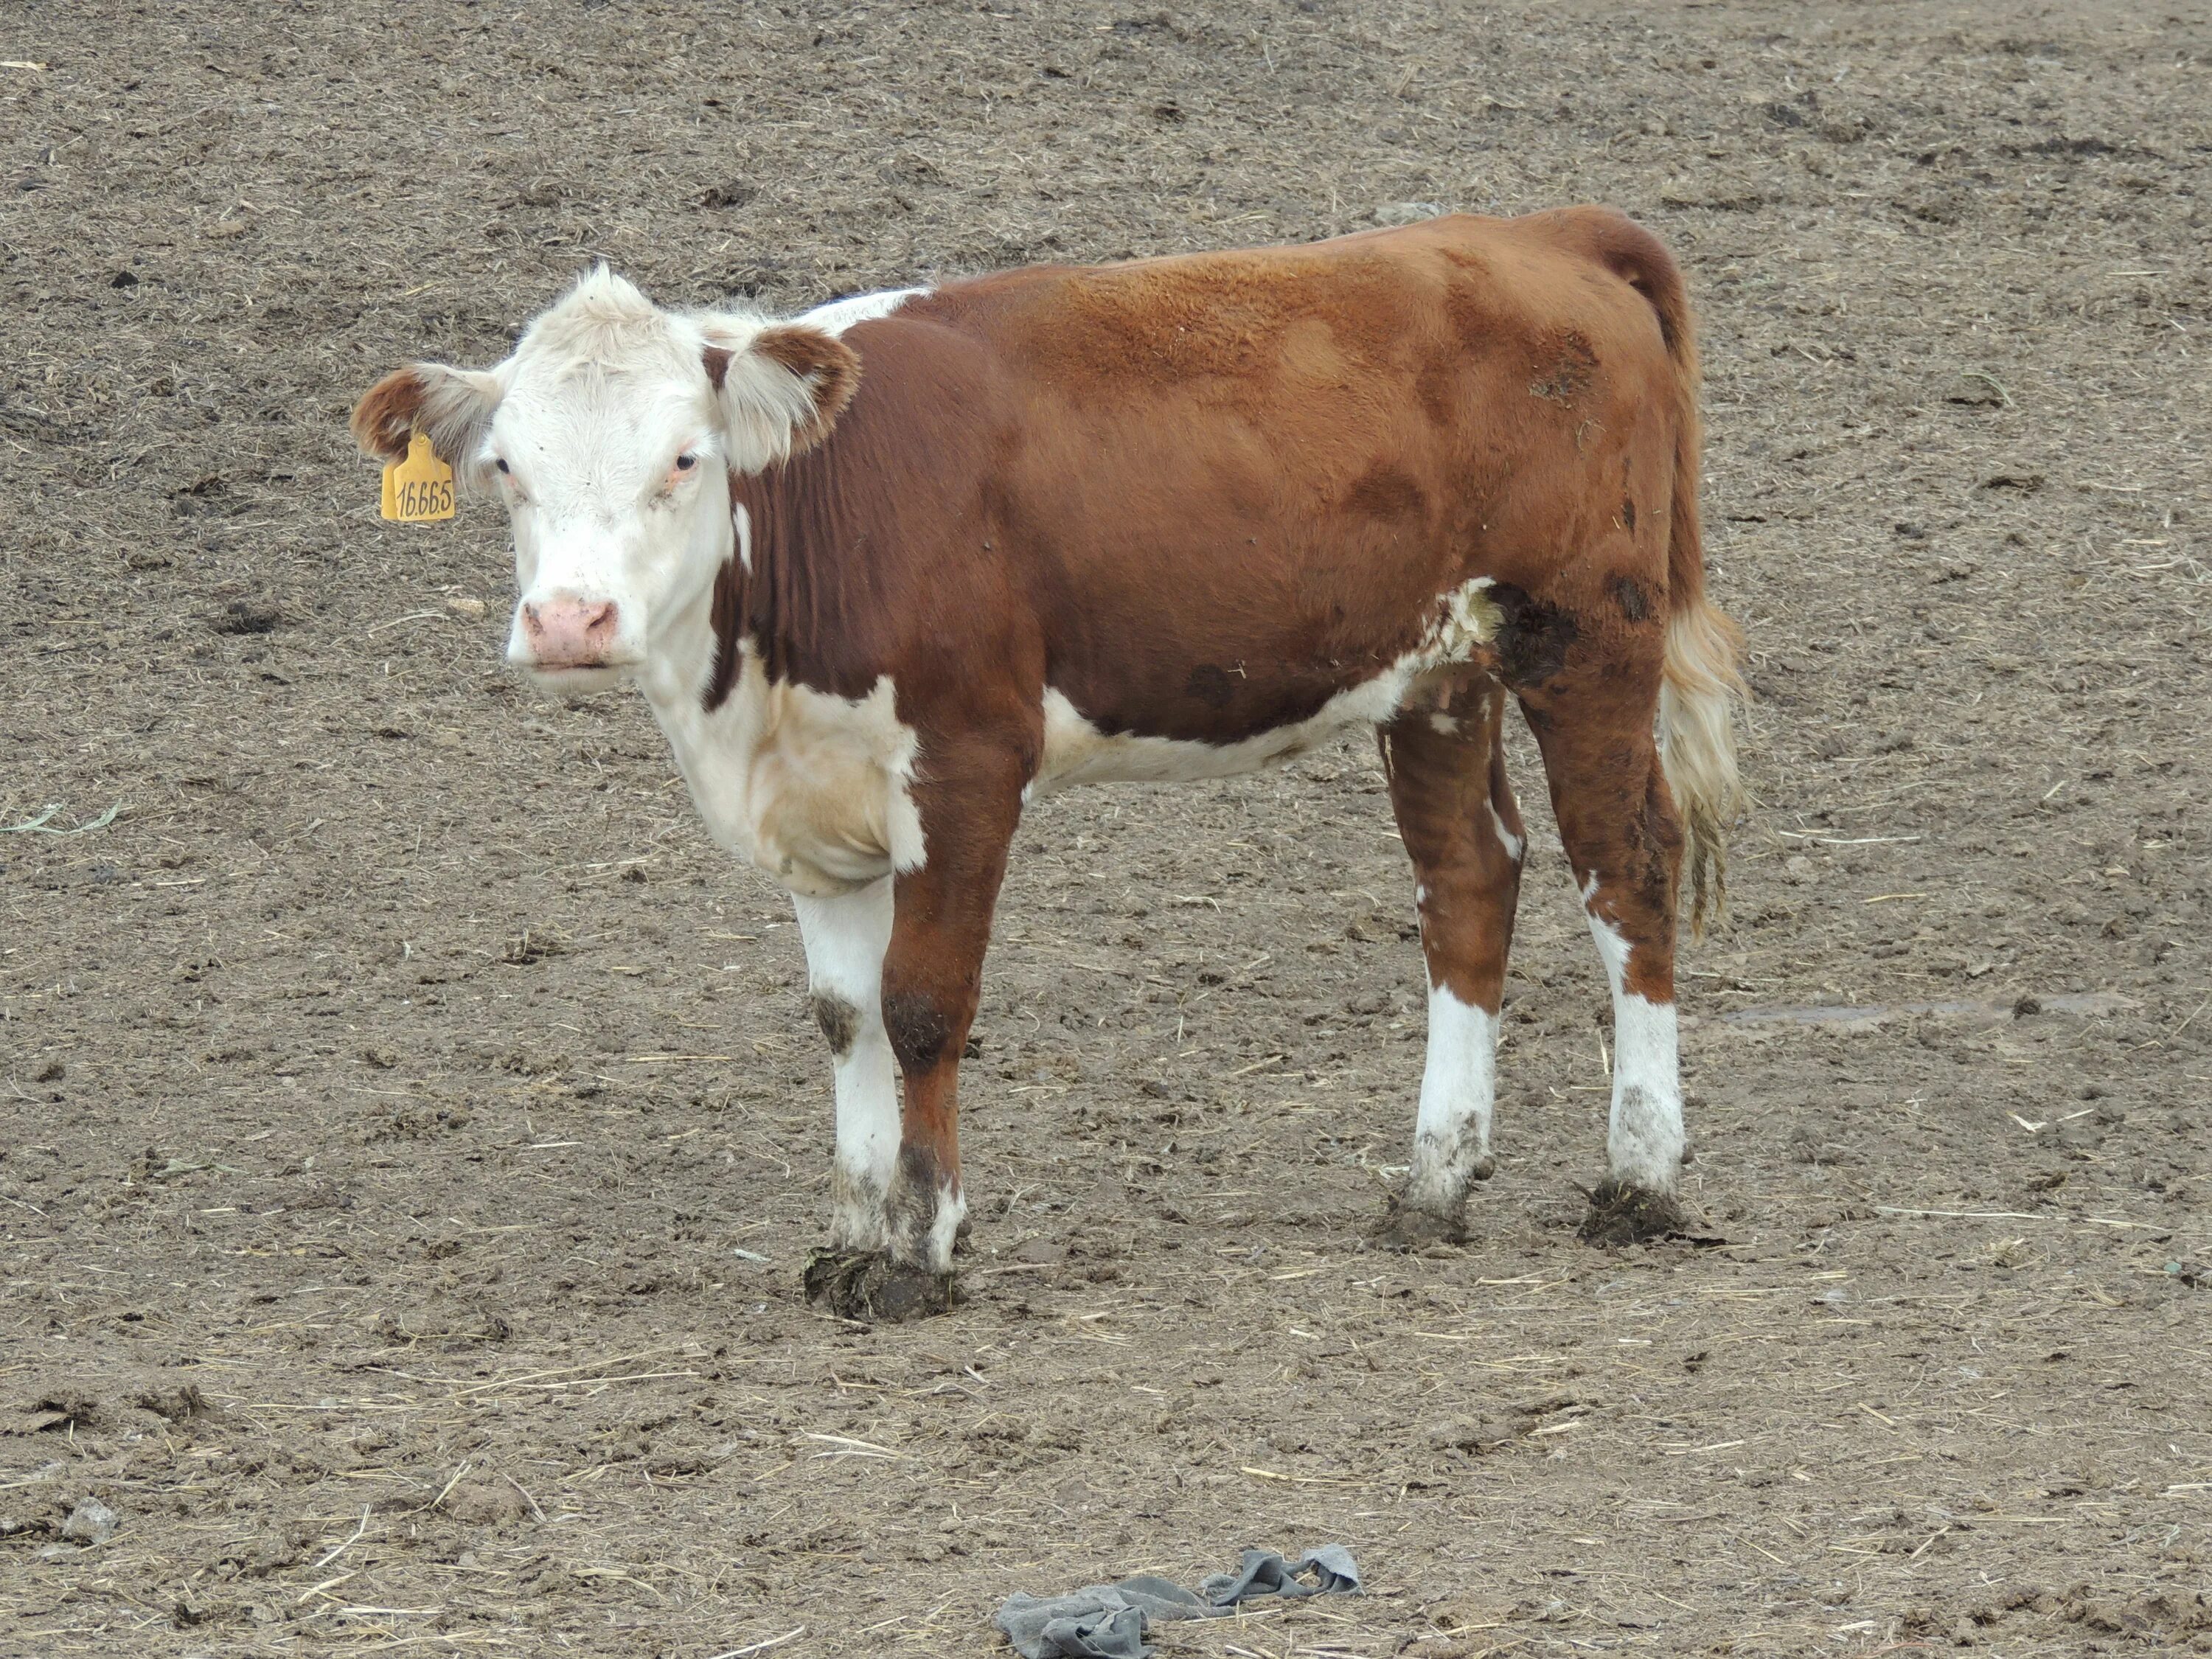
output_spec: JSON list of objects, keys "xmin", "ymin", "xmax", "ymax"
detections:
[
  {"xmin": 1377, "ymin": 681, "xmax": 1524, "ymax": 1245},
  {"xmin": 1406, "ymin": 983, "xmax": 1500, "ymax": 1214},
  {"xmin": 1518, "ymin": 642, "xmax": 1694, "ymax": 1242},
  {"xmin": 1582, "ymin": 882, "xmax": 1684, "ymax": 1192},
  {"xmin": 792, "ymin": 877, "xmax": 898, "ymax": 1251}
]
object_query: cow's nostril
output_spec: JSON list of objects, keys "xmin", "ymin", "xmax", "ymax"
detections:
[
  {"xmin": 522, "ymin": 602, "xmax": 546, "ymax": 636},
  {"xmin": 585, "ymin": 602, "xmax": 616, "ymax": 636}
]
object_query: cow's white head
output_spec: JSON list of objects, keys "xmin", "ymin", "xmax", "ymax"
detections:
[{"xmin": 351, "ymin": 268, "xmax": 858, "ymax": 696}]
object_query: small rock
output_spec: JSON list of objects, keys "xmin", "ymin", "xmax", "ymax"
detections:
[
  {"xmin": 1427, "ymin": 1416, "xmax": 1514, "ymax": 1453},
  {"xmin": 1374, "ymin": 201, "xmax": 1448, "ymax": 226},
  {"xmin": 61, "ymin": 1498, "xmax": 119, "ymax": 1546},
  {"xmin": 446, "ymin": 595, "xmax": 487, "ymax": 619}
]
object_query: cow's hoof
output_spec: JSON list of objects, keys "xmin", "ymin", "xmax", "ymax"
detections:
[
  {"xmin": 1372, "ymin": 1196, "xmax": 1467, "ymax": 1253},
  {"xmin": 1576, "ymin": 1181, "xmax": 1694, "ymax": 1247},
  {"xmin": 803, "ymin": 1249, "xmax": 955, "ymax": 1322}
]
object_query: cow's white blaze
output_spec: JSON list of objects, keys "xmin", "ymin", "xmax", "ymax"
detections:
[
  {"xmin": 483, "ymin": 274, "xmax": 733, "ymax": 688},
  {"xmin": 793, "ymin": 879, "xmax": 900, "ymax": 1251},
  {"xmin": 447, "ymin": 268, "xmax": 849, "ymax": 696},
  {"xmin": 1405, "ymin": 984, "xmax": 1500, "ymax": 1216},
  {"xmin": 1580, "ymin": 874, "xmax": 1684, "ymax": 1192}
]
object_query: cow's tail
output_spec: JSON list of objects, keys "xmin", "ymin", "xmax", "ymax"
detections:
[{"xmin": 1559, "ymin": 207, "xmax": 1749, "ymax": 932}]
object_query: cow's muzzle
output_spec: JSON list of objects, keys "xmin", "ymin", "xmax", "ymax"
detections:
[{"xmin": 516, "ymin": 592, "xmax": 619, "ymax": 669}]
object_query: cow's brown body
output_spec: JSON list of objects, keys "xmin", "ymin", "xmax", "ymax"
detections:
[{"xmin": 353, "ymin": 208, "xmax": 1745, "ymax": 1319}]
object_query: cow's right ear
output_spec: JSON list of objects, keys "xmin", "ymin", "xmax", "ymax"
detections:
[{"xmin": 350, "ymin": 364, "xmax": 504, "ymax": 476}]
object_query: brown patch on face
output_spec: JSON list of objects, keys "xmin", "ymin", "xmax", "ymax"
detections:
[
  {"xmin": 1343, "ymin": 462, "xmax": 1426, "ymax": 521},
  {"xmin": 751, "ymin": 324, "xmax": 862, "ymax": 453},
  {"xmin": 1529, "ymin": 328, "xmax": 1599, "ymax": 404},
  {"xmin": 350, "ymin": 367, "xmax": 428, "ymax": 462},
  {"xmin": 1186, "ymin": 664, "xmax": 1235, "ymax": 709},
  {"xmin": 883, "ymin": 987, "xmax": 953, "ymax": 1074},
  {"xmin": 702, "ymin": 344, "xmax": 733, "ymax": 391},
  {"xmin": 810, "ymin": 992, "xmax": 860, "ymax": 1058},
  {"xmin": 1608, "ymin": 574, "xmax": 1652, "ymax": 623},
  {"xmin": 1489, "ymin": 582, "xmax": 1579, "ymax": 689}
]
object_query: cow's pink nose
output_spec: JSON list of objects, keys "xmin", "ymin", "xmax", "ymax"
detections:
[{"xmin": 522, "ymin": 594, "xmax": 618, "ymax": 665}]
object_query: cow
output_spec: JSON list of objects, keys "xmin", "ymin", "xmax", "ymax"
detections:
[{"xmin": 352, "ymin": 207, "xmax": 1745, "ymax": 1321}]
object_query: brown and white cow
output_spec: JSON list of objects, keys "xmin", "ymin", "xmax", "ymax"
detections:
[{"xmin": 353, "ymin": 208, "xmax": 1745, "ymax": 1320}]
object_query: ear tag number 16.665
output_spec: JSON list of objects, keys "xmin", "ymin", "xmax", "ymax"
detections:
[{"xmin": 381, "ymin": 432, "xmax": 456, "ymax": 523}]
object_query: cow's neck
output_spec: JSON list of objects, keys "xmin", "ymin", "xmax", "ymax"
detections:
[{"xmin": 625, "ymin": 476, "xmax": 915, "ymax": 899}]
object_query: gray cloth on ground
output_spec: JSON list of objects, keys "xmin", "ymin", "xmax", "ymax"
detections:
[{"xmin": 995, "ymin": 1545, "xmax": 1360, "ymax": 1659}]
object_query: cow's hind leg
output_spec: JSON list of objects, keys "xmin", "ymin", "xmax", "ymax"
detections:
[
  {"xmin": 1520, "ymin": 656, "xmax": 1692, "ymax": 1244},
  {"xmin": 1375, "ymin": 675, "xmax": 1526, "ymax": 1248}
]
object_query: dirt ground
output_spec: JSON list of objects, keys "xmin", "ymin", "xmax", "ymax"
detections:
[{"xmin": 4, "ymin": 0, "xmax": 2211, "ymax": 1653}]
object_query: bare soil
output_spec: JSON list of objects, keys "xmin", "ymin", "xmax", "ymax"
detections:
[{"xmin": 4, "ymin": 1, "xmax": 2211, "ymax": 1653}]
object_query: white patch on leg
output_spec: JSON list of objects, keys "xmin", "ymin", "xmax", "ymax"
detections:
[
  {"xmin": 1486, "ymin": 796, "xmax": 1524, "ymax": 863},
  {"xmin": 1581, "ymin": 884, "xmax": 1684, "ymax": 1192},
  {"xmin": 1405, "ymin": 984, "xmax": 1500, "ymax": 1216},
  {"xmin": 925, "ymin": 1180, "xmax": 967, "ymax": 1275},
  {"xmin": 793, "ymin": 879, "xmax": 898, "ymax": 1251},
  {"xmin": 1609, "ymin": 992, "xmax": 1683, "ymax": 1192}
]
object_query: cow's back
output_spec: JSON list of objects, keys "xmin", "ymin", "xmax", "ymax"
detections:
[{"xmin": 849, "ymin": 212, "xmax": 1681, "ymax": 749}]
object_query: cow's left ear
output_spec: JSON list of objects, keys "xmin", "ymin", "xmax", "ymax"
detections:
[
  {"xmin": 350, "ymin": 363, "xmax": 504, "ymax": 477},
  {"xmin": 704, "ymin": 323, "xmax": 861, "ymax": 471}
]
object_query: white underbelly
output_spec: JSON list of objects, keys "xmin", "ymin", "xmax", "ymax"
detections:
[
  {"xmin": 1033, "ymin": 672, "xmax": 1406, "ymax": 793},
  {"xmin": 1032, "ymin": 577, "xmax": 1501, "ymax": 796}
]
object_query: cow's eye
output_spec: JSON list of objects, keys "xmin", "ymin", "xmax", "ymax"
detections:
[
  {"xmin": 674, "ymin": 453, "xmax": 698, "ymax": 472},
  {"xmin": 495, "ymin": 457, "xmax": 511, "ymax": 475}
]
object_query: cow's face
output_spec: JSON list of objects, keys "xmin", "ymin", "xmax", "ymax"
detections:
[{"xmin": 351, "ymin": 268, "xmax": 858, "ymax": 697}]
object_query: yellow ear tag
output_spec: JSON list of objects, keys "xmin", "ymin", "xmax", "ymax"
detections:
[{"xmin": 380, "ymin": 432, "xmax": 456, "ymax": 523}]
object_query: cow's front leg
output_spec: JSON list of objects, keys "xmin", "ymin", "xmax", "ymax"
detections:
[
  {"xmin": 803, "ymin": 740, "xmax": 1026, "ymax": 1321},
  {"xmin": 791, "ymin": 878, "xmax": 897, "ymax": 1252}
]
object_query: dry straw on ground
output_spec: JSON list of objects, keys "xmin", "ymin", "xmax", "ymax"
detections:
[{"xmin": 4, "ymin": 0, "xmax": 2211, "ymax": 1655}]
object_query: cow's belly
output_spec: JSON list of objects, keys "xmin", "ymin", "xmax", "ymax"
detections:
[
  {"xmin": 1034, "ymin": 666, "xmax": 1427, "ymax": 793},
  {"xmin": 1031, "ymin": 577, "xmax": 1502, "ymax": 796}
]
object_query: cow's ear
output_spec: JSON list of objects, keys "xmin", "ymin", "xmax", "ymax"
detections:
[
  {"xmin": 350, "ymin": 364, "xmax": 504, "ymax": 476},
  {"xmin": 705, "ymin": 323, "xmax": 860, "ymax": 470}
]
